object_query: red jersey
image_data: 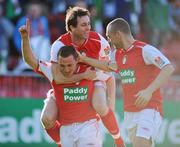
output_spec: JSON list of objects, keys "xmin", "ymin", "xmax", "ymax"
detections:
[
  {"xmin": 36, "ymin": 61, "xmax": 97, "ymax": 125},
  {"xmin": 50, "ymin": 31, "xmax": 110, "ymax": 72},
  {"xmin": 112, "ymin": 40, "xmax": 170, "ymax": 115},
  {"xmin": 52, "ymin": 80, "xmax": 97, "ymax": 125}
]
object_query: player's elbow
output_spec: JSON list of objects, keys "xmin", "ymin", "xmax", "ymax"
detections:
[
  {"xmin": 164, "ymin": 64, "xmax": 175, "ymax": 75},
  {"xmin": 168, "ymin": 64, "xmax": 175, "ymax": 74}
]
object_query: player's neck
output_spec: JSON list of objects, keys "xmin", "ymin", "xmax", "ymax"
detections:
[
  {"xmin": 71, "ymin": 35, "xmax": 86, "ymax": 47},
  {"xmin": 123, "ymin": 37, "xmax": 135, "ymax": 51}
]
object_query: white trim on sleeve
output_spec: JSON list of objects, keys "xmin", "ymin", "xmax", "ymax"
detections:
[
  {"xmin": 50, "ymin": 40, "xmax": 65, "ymax": 62},
  {"xmin": 38, "ymin": 61, "xmax": 53, "ymax": 82},
  {"xmin": 99, "ymin": 33, "xmax": 111, "ymax": 58},
  {"xmin": 142, "ymin": 45, "xmax": 170, "ymax": 69},
  {"xmin": 94, "ymin": 71, "xmax": 111, "ymax": 81}
]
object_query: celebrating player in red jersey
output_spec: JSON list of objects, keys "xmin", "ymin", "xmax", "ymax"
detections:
[
  {"xmin": 40, "ymin": 7, "xmax": 124, "ymax": 147},
  {"xmin": 19, "ymin": 18, "xmax": 111, "ymax": 146},
  {"xmin": 21, "ymin": 44, "xmax": 103, "ymax": 146},
  {"xmin": 78, "ymin": 18, "xmax": 174, "ymax": 147},
  {"xmin": 20, "ymin": 8, "xmax": 124, "ymax": 147}
]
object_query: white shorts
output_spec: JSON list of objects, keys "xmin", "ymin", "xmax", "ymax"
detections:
[
  {"xmin": 124, "ymin": 109, "xmax": 162, "ymax": 145},
  {"xmin": 60, "ymin": 119, "xmax": 102, "ymax": 147},
  {"xmin": 94, "ymin": 71, "xmax": 113, "ymax": 90},
  {"xmin": 94, "ymin": 81, "xmax": 106, "ymax": 90}
]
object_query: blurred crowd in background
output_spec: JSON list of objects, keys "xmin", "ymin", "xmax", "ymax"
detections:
[{"xmin": 0, "ymin": 0, "xmax": 180, "ymax": 76}]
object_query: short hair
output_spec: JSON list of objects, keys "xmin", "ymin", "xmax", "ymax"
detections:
[
  {"xmin": 65, "ymin": 6, "xmax": 90, "ymax": 32},
  {"xmin": 108, "ymin": 18, "xmax": 131, "ymax": 35},
  {"xmin": 57, "ymin": 46, "xmax": 78, "ymax": 60}
]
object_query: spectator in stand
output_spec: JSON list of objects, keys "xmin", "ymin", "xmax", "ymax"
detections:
[
  {"xmin": 168, "ymin": 0, "xmax": 180, "ymax": 35},
  {"xmin": 88, "ymin": 4, "xmax": 104, "ymax": 35},
  {"xmin": 115, "ymin": 0, "xmax": 131, "ymax": 24},
  {"xmin": 5, "ymin": 0, "xmax": 22, "ymax": 21},
  {"xmin": 102, "ymin": 0, "xmax": 116, "ymax": 31},
  {"xmin": 143, "ymin": 0, "xmax": 170, "ymax": 47},
  {"xmin": 47, "ymin": 0, "xmax": 67, "ymax": 43},
  {"xmin": 13, "ymin": 1, "xmax": 50, "ymax": 73},
  {"xmin": 0, "ymin": 4, "xmax": 14, "ymax": 74},
  {"xmin": 74, "ymin": 0, "xmax": 87, "ymax": 8},
  {"xmin": 161, "ymin": 32, "xmax": 180, "ymax": 75}
]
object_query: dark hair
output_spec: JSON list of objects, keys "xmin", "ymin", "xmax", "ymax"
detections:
[
  {"xmin": 57, "ymin": 46, "xmax": 78, "ymax": 60},
  {"xmin": 65, "ymin": 6, "xmax": 90, "ymax": 31}
]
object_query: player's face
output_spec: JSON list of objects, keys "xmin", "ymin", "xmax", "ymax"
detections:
[
  {"xmin": 71, "ymin": 15, "xmax": 91, "ymax": 39},
  {"xmin": 106, "ymin": 27, "xmax": 123, "ymax": 49},
  {"xmin": 58, "ymin": 55, "xmax": 78, "ymax": 77}
]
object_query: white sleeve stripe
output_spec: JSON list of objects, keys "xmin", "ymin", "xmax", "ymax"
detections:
[
  {"xmin": 94, "ymin": 71, "xmax": 111, "ymax": 81},
  {"xmin": 89, "ymin": 38, "xmax": 101, "ymax": 43},
  {"xmin": 99, "ymin": 33, "xmax": 110, "ymax": 58},
  {"xmin": 110, "ymin": 50, "xmax": 116, "ymax": 63},
  {"xmin": 39, "ymin": 61, "xmax": 53, "ymax": 82},
  {"xmin": 50, "ymin": 40, "xmax": 65, "ymax": 62},
  {"xmin": 142, "ymin": 45, "xmax": 170, "ymax": 69}
]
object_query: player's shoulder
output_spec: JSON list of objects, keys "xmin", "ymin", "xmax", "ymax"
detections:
[
  {"xmin": 89, "ymin": 31, "xmax": 101, "ymax": 40},
  {"xmin": 130, "ymin": 40, "xmax": 149, "ymax": 54},
  {"xmin": 89, "ymin": 31, "xmax": 108, "ymax": 44},
  {"xmin": 39, "ymin": 60, "xmax": 52, "ymax": 67},
  {"xmin": 135, "ymin": 40, "xmax": 159, "ymax": 52},
  {"xmin": 133, "ymin": 40, "xmax": 147, "ymax": 48},
  {"xmin": 51, "ymin": 38, "xmax": 65, "ymax": 50},
  {"xmin": 56, "ymin": 32, "xmax": 71, "ymax": 45}
]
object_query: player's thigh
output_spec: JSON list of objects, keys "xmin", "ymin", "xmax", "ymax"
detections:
[
  {"xmin": 126, "ymin": 109, "xmax": 162, "ymax": 147},
  {"xmin": 92, "ymin": 81, "xmax": 107, "ymax": 105},
  {"xmin": 128, "ymin": 127, "xmax": 151, "ymax": 147},
  {"xmin": 41, "ymin": 91, "xmax": 58, "ymax": 122},
  {"xmin": 133, "ymin": 136, "xmax": 152, "ymax": 147},
  {"xmin": 60, "ymin": 125, "xmax": 74, "ymax": 147},
  {"xmin": 78, "ymin": 120, "xmax": 102, "ymax": 147}
]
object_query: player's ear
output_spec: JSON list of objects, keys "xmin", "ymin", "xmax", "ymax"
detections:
[
  {"xmin": 76, "ymin": 51, "xmax": 81, "ymax": 62},
  {"xmin": 70, "ymin": 25, "xmax": 74, "ymax": 32},
  {"xmin": 117, "ymin": 31, "xmax": 123, "ymax": 38},
  {"xmin": 76, "ymin": 56, "xmax": 80, "ymax": 63}
]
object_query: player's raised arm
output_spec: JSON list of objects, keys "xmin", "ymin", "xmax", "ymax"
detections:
[{"xmin": 19, "ymin": 18, "xmax": 38, "ymax": 70}]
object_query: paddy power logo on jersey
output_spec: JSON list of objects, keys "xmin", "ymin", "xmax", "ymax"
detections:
[
  {"xmin": 63, "ymin": 87, "xmax": 88, "ymax": 102},
  {"xmin": 119, "ymin": 69, "xmax": 136, "ymax": 84}
]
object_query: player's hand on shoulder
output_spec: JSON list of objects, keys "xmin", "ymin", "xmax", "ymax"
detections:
[
  {"xmin": 77, "ymin": 51, "xmax": 86, "ymax": 63},
  {"xmin": 108, "ymin": 62, "xmax": 118, "ymax": 71},
  {"xmin": 83, "ymin": 67, "xmax": 96, "ymax": 80}
]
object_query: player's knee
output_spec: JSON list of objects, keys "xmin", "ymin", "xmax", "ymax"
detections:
[
  {"xmin": 40, "ymin": 110, "xmax": 56, "ymax": 128},
  {"xmin": 133, "ymin": 136, "xmax": 152, "ymax": 147},
  {"xmin": 92, "ymin": 97, "xmax": 108, "ymax": 116}
]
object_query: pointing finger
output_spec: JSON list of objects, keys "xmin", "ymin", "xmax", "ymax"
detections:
[{"xmin": 26, "ymin": 18, "xmax": 30, "ymax": 33}]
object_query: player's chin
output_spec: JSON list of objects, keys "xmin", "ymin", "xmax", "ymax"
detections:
[
  {"xmin": 83, "ymin": 33, "xmax": 89, "ymax": 39},
  {"xmin": 65, "ymin": 73, "xmax": 73, "ymax": 77}
]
